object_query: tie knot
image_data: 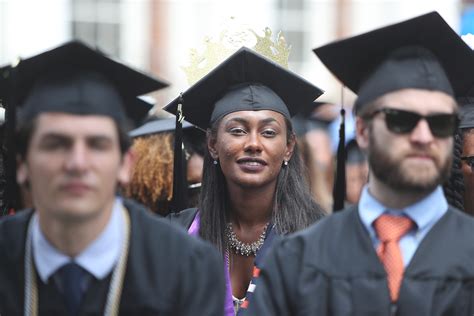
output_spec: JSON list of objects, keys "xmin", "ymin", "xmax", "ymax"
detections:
[
  {"xmin": 57, "ymin": 262, "xmax": 87, "ymax": 315},
  {"xmin": 58, "ymin": 262, "xmax": 85, "ymax": 280},
  {"xmin": 374, "ymin": 214, "xmax": 414, "ymax": 242}
]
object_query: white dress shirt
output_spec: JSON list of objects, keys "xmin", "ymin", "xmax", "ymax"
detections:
[{"xmin": 32, "ymin": 197, "xmax": 125, "ymax": 283}]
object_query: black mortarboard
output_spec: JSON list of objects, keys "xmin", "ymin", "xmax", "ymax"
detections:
[
  {"xmin": 127, "ymin": 98, "xmax": 155, "ymax": 127},
  {"xmin": 458, "ymin": 98, "xmax": 474, "ymax": 129},
  {"xmin": 1, "ymin": 40, "xmax": 168, "ymax": 125},
  {"xmin": 164, "ymin": 47, "xmax": 323, "ymax": 129},
  {"xmin": 291, "ymin": 101, "xmax": 333, "ymax": 136},
  {"xmin": 129, "ymin": 117, "xmax": 194, "ymax": 138},
  {"xmin": 314, "ymin": 11, "xmax": 474, "ymax": 113},
  {"xmin": 298, "ymin": 101, "xmax": 326, "ymax": 118}
]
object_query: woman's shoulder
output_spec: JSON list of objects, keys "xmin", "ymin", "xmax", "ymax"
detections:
[{"xmin": 166, "ymin": 208, "xmax": 199, "ymax": 229}]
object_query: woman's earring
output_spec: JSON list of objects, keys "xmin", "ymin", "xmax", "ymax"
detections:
[
  {"xmin": 213, "ymin": 159, "xmax": 218, "ymax": 165},
  {"xmin": 283, "ymin": 160, "xmax": 288, "ymax": 166}
]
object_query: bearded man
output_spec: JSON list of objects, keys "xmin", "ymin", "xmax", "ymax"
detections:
[{"xmin": 244, "ymin": 12, "xmax": 474, "ymax": 316}]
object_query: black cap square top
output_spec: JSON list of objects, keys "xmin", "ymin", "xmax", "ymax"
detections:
[
  {"xmin": 313, "ymin": 12, "xmax": 474, "ymax": 113},
  {"xmin": 164, "ymin": 47, "xmax": 323, "ymax": 130},
  {"xmin": 0, "ymin": 40, "xmax": 168, "ymax": 126}
]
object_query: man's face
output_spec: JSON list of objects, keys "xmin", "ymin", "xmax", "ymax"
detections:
[
  {"xmin": 17, "ymin": 113, "xmax": 133, "ymax": 222},
  {"xmin": 357, "ymin": 89, "xmax": 456, "ymax": 194}
]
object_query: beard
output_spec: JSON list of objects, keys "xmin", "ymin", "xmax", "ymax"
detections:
[{"xmin": 368, "ymin": 131, "xmax": 452, "ymax": 195}]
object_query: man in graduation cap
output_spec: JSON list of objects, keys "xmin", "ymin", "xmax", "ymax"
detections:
[
  {"xmin": 0, "ymin": 41, "xmax": 225, "ymax": 315},
  {"xmin": 244, "ymin": 12, "xmax": 474, "ymax": 315}
]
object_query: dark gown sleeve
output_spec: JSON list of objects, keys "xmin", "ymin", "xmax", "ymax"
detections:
[
  {"xmin": 177, "ymin": 239, "xmax": 226, "ymax": 316},
  {"xmin": 243, "ymin": 235, "xmax": 329, "ymax": 316},
  {"xmin": 167, "ymin": 208, "xmax": 198, "ymax": 230}
]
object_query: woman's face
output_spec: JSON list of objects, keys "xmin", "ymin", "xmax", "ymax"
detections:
[{"xmin": 208, "ymin": 110, "xmax": 295, "ymax": 190}]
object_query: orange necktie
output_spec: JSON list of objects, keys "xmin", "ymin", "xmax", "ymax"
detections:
[{"xmin": 374, "ymin": 214, "xmax": 414, "ymax": 302}]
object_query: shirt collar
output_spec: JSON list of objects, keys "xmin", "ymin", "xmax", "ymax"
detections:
[
  {"xmin": 401, "ymin": 186, "xmax": 448, "ymax": 231},
  {"xmin": 32, "ymin": 197, "xmax": 124, "ymax": 283},
  {"xmin": 358, "ymin": 185, "xmax": 448, "ymax": 230},
  {"xmin": 358, "ymin": 186, "xmax": 386, "ymax": 230}
]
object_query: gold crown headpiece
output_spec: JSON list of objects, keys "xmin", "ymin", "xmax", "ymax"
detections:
[{"xmin": 182, "ymin": 26, "xmax": 291, "ymax": 86}]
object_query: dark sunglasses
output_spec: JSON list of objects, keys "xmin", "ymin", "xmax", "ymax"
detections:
[
  {"xmin": 461, "ymin": 156, "xmax": 474, "ymax": 172},
  {"xmin": 364, "ymin": 108, "xmax": 459, "ymax": 138}
]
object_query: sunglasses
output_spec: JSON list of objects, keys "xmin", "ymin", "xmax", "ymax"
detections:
[
  {"xmin": 364, "ymin": 108, "xmax": 459, "ymax": 138},
  {"xmin": 461, "ymin": 156, "xmax": 474, "ymax": 172}
]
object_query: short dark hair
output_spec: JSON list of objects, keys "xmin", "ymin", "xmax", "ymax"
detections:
[{"xmin": 16, "ymin": 116, "xmax": 132, "ymax": 160}]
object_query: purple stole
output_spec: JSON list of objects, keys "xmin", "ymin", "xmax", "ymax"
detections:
[
  {"xmin": 187, "ymin": 212, "xmax": 234, "ymax": 316},
  {"xmin": 187, "ymin": 211, "xmax": 278, "ymax": 316}
]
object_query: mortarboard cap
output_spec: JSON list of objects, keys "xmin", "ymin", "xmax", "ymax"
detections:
[
  {"xmin": 297, "ymin": 101, "xmax": 327, "ymax": 118},
  {"xmin": 314, "ymin": 11, "xmax": 474, "ymax": 113},
  {"xmin": 129, "ymin": 117, "xmax": 194, "ymax": 138},
  {"xmin": 291, "ymin": 101, "xmax": 334, "ymax": 136},
  {"xmin": 0, "ymin": 40, "xmax": 168, "ymax": 126},
  {"xmin": 164, "ymin": 47, "xmax": 323, "ymax": 130},
  {"xmin": 458, "ymin": 97, "xmax": 474, "ymax": 129},
  {"xmin": 125, "ymin": 97, "xmax": 156, "ymax": 127}
]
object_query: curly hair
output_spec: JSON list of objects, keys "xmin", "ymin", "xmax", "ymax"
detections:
[{"xmin": 123, "ymin": 133, "xmax": 174, "ymax": 215}]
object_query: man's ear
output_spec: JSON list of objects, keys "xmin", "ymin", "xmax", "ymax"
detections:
[
  {"xmin": 17, "ymin": 156, "xmax": 28, "ymax": 185},
  {"xmin": 355, "ymin": 116, "xmax": 370, "ymax": 150},
  {"xmin": 117, "ymin": 150, "xmax": 135, "ymax": 186}
]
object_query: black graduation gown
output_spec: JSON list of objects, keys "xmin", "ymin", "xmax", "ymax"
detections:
[
  {"xmin": 0, "ymin": 199, "xmax": 225, "ymax": 316},
  {"xmin": 244, "ymin": 205, "xmax": 474, "ymax": 316}
]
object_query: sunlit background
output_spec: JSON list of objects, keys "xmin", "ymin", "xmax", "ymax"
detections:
[{"xmin": 0, "ymin": 0, "xmax": 472, "ymax": 110}]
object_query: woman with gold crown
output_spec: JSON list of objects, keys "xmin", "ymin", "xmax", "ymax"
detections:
[{"xmin": 166, "ymin": 30, "xmax": 326, "ymax": 315}]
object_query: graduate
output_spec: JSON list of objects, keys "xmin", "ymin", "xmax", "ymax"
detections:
[
  {"xmin": 244, "ymin": 12, "xmax": 474, "ymax": 316},
  {"xmin": 0, "ymin": 41, "xmax": 225, "ymax": 316},
  {"xmin": 165, "ymin": 47, "xmax": 326, "ymax": 315}
]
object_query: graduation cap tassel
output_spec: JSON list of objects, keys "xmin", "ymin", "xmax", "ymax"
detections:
[
  {"xmin": 170, "ymin": 94, "xmax": 188, "ymax": 213},
  {"xmin": 2, "ymin": 59, "xmax": 21, "ymax": 216},
  {"xmin": 332, "ymin": 88, "xmax": 346, "ymax": 212}
]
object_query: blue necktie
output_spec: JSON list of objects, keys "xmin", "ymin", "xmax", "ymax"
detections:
[{"xmin": 58, "ymin": 262, "xmax": 86, "ymax": 315}]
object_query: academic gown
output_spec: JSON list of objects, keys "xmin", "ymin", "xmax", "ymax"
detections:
[
  {"xmin": 0, "ymin": 199, "xmax": 225, "ymax": 316},
  {"xmin": 244, "ymin": 205, "xmax": 474, "ymax": 316}
]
